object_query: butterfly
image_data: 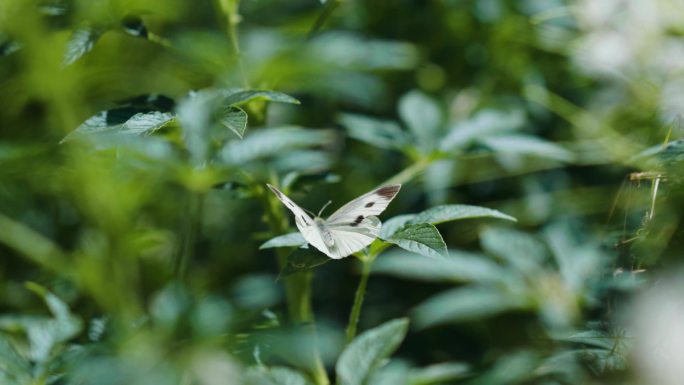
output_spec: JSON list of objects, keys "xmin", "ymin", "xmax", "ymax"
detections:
[{"xmin": 267, "ymin": 184, "xmax": 401, "ymax": 259}]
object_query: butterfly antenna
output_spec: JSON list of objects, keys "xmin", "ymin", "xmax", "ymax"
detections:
[
  {"xmin": 303, "ymin": 207, "xmax": 317, "ymax": 217},
  {"xmin": 317, "ymin": 200, "xmax": 332, "ymax": 217}
]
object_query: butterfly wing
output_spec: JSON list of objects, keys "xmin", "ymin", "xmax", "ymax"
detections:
[
  {"xmin": 326, "ymin": 184, "xmax": 401, "ymax": 226},
  {"xmin": 325, "ymin": 216, "xmax": 381, "ymax": 259},
  {"xmin": 266, "ymin": 184, "xmax": 333, "ymax": 257}
]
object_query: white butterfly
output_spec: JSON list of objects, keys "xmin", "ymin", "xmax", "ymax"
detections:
[{"xmin": 267, "ymin": 184, "xmax": 401, "ymax": 259}]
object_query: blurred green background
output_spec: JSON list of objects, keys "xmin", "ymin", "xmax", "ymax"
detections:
[{"xmin": 2, "ymin": 1, "xmax": 683, "ymax": 384}]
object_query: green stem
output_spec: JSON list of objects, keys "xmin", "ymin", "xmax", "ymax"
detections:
[
  {"xmin": 174, "ymin": 192, "xmax": 204, "ymax": 280},
  {"xmin": 345, "ymin": 257, "xmax": 373, "ymax": 343},
  {"xmin": 380, "ymin": 156, "xmax": 432, "ymax": 187},
  {"xmin": 307, "ymin": 0, "xmax": 342, "ymax": 40},
  {"xmin": 219, "ymin": 0, "xmax": 250, "ymax": 87}
]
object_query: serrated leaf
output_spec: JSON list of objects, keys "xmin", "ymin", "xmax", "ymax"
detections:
[
  {"xmin": 413, "ymin": 286, "xmax": 525, "ymax": 328},
  {"xmin": 336, "ymin": 318, "xmax": 409, "ymax": 385},
  {"xmin": 410, "ymin": 362, "xmax": 470, "ymax": 385},
  {"xmin": 373, "ymin": 249, "xmax": 505, "ymax": 283},
  {"xmin": 223, "ymin": 89, "xmax": 300, "ymax": 106},
  {"xmin": 479, "ymin": 134, "xmax": 575, "ymax": 162},
  {"xmin": 280, "ymin": 247, "xmax": 330, "ymax": 277},
  {"xmin": 398, "ymin": 91, "xmax": 442, "ymax": 153},
  {"xmin": 244, "ymin": 366, "xmax": 314, "ymax": 385},
  {"xmin": 260, "ymin": 232, "xmax": 307, "ymax": 249},
  {"xmin": 385, "ymin": 223, "xmax": 447, "ymax": 259},
  {"xmin": 220, "ymin": 126, "xmax": 335, "ymax": 165},
  {"xmin": 63, "ymin": 27, "xmax": 103, "ymax": 66},
  {"xmin": 410, "ymin": 204, "xmax": 517, "ymax": 225},
  {"xmin": 221, "ymin": 106, "xmax": 248, "ymax": 138},
  {"xmin": 339, "ymin": 113, "xmax": 409, "ymax": 150}
]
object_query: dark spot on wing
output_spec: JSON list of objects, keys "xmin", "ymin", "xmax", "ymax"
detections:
[
  {"xmin": 376, "ymin": 185, "xmax": 400, "ymax": 199},
  {"xmin": 350, "ymin": 215, "xmax": 365, "ymax": 227},
  {"xmin": 365, "ymin": 202, "xmax": 375, "ymax": 208},
  {"xmin": 300, "ymin": 215, "xmax": 308, "ymax": 224}
]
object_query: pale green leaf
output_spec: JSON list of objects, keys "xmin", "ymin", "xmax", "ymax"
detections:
[
  {"xmin": 260, "ymin": 232, "xmax": 307, "ymax": 249},
  {"xmin": 410, "ymin": 362, "xmax": 470, "ymax": 385},
  {"xmin": 398, "ymin": 91, "xmax": 442, "ymax": 152},
  {"xmin": 479, "ymin": 134, "xmax": 575, "ymax": 162},
  {"xmin": 440, "ymin": 109, "xmax": 525, "ymax": 152},
  {"xmin": 244, "ymin": 366, "xmax": 314, "ymax": 385},
  {"xmin": 385, "ymin": 223, "xmax": 447, "ymax": 259},
  {"xmin": 336, "ymin": 318, "xmax": 409, "ymax": 385},
  {"xmin": 222, "ymin": 89, "xmax": 300, "ymax": 106},
  {"xmin": 480, "ymin": 227, "xmax": 548, "ymax": 274},
  {"xmin": 339, "ymin": 113, "xmax": 409, "ymax": 150},
  {"xmin": 410, "ymin": 204, "xmax": 517, "ymax": 225},
  {"xmin": 373, "ymin": 249, "xmax": 505, "ymax": 283},
  {"xmin": 64, "ymin": 110, "xmax": 174, "ymax": 142},
  {"xmin": 221, "ymin": 106, "xmax": 248, "ymax": 138},
  {"xmin": 63, "ymin": 27, "xmax": 103, "ymax": 66},
  {"xmin": 413, "ymin": 287, "xmax": 525, "ymax": 328}
]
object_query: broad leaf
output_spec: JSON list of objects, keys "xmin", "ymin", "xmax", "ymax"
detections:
[
  {"xmin": 479, "ymin": 134, "xmax": 575, "ymax": 162},
  {"xmin": 63, "ymin": 27, "xmax": 103, "ymax": 66},
  {"xmin": 64, "ymin": 110, "xmax": 174, "ymax": 142},
  {"xmin": 336, "ymin": 318, "xmax": 409, "ymax": 385},
  {"xmin": 260, "ymin": 232, "xmax": 307, "ymax": 249},
  {"xmin": 339, "ymin": 113, "xmax": 409, "ymax": 150},
  {"xmin": 221, "ymin": 106, "xmax": 248, "ymax": 138},
  {"xmin": 410, "ymin": 205, "xmax": 517, "ymax": 225},
  {"xmin": 398, "ymin": 91, "xmax": 442, "ymax": 153},
  {"xmin": 379, "ymin": 214, "xmax": 415, "ymax": 239},
  {"xmin": 385, "ymin": 223, "xmax": 447, "ymax": 259},
  {"xmin": 440, "ymin": 109, "xmax": 525, "ymax": 152},
  {"xmin": 410, "ymin": 362, "xmax": 470, "ymax": 385},
  {"xmin": 413, "ymin": 286, "xmax": 525, "ymax": 328},
  {"xmin": 222, "ymin": 89, "xmax": 300, "ymax": 106},
  {"xmin": 280, "ymin": 248, "xmax": 330, "ymax": 277},
  {"xmin": 373, "ymin": 249, "xmax": 505, "ymax": 283},
  {"xmin": 244, "ymin": 366, "xmax": 314, "ymax": 385},
  {"xmin": 480, "ymin": 227, "xmax": 548, "ymax": 274}
]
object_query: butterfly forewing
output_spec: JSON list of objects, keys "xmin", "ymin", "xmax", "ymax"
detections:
[{"xmin": 326, "ymin": 184, "xmax": 401, "ymax": 226}]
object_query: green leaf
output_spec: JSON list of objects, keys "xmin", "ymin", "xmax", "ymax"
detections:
[
  {"xmin": 63, "ymin": 27, "xmax": 103, "ymax": 66},
  {"xmin": 479, "ymin": 134, "xmax": 575, "ymax": 162},
  {"xmin": 413, "ymin": 286, "xmax": 525, "ymax": 328},
  {"xmin": 221, "ymin": 106, "xmax": 248, "ymax": 138},
  {"xmin": 64, "ymin": 110, "xmax": 175, "ymax": 142},
  {"xmin": 0, "ymin": 336, "xmax": 31, "ymax": 382},
  {"xmin": 440, "ymin": 109, "xmax": 525, "ymax": 152},
  {"xmin": 410, "ymin": 362, "xmax": 470, "ymax": 385},
  {"xmin": 260, "ymin": 232, "xmax": 307, "ymax": 249},
  {"xmin": 336, "ymin": 318, "xmax": 409, "ymax": 385},
  {"xmin": 222, "ymin": 89, "xmax": 300, "ymax": 107},
  {"xmin": 280, "ymin": 247, "xmax": 330, "ymax": 277},
  {"xmin": 220, "ymin": 126, "xmax": 335, "ymax": 165},
  {"xmin": 244, "ymin": 366, "xmax": 314, "ymax": 385},
  {"xmin": 339, "ymin": 113, "xmax": 409, "ymax": 150},
  {"xmin": 410, "ymin": 204, "xmax": 517, "ymax": 225},
  {"xmin": 385, "ymin": 223, "xmax": 447, "ymax": 259},
  {"xmin": 373, "ymin": 249, "xmax": 505, "ymax": 283},
  {"xmin": 398, "ymin": 91, "xmax": 442, "ymax": 153},
  {"xmin": 379, "ymin": 214, "xmax": 415, "ymax": 239},
  {"xmin": 480, "ymin": 227, "xmax": 548, "ymax": 274}
]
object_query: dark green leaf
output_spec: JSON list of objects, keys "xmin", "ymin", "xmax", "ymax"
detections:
[
  {"xmin": 336, "ymin": 318, "xmax": 409, "ymax": 385},
  {"xmin": 280, "ymin": 247, "xmax": 330, "ymax": 277},
  {"xmin": 385, "ymin": 223, "xmax": 447, "ymax": 259},
  {"xmin": 379, "ymin": 215, "xmax": 415, "ymax": 239},
  {"xmin": 260, "ymin": 232, "xmax": 307, "ymax": 249}
]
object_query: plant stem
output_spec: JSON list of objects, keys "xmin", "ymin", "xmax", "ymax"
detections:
[
  {"xmin": 307, "ymin": 0, "xmax": 342, "ymax": 40},
  {"xmin": 345, "ymin": 256, "xmax": 373, "ymax": 343},
  {"xmin": 174, "ymin": 191, "xmax": 204, "ymax": 280},
  {"xmin": 380, "ymin": 156, "xmax": 432, "ymax": 187},
  {"xmin": 220, "ymin": 0, "xmax": 249, "ymax": 87}
]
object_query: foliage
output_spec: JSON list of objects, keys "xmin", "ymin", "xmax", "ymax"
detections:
[{"xmin": 1, "ymin": 1, "xmax": 682, "ymax": 385}]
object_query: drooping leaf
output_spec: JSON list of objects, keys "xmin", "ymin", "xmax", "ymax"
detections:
[
  {"xmin": 385, "ymin": 223, "xmax": 447, "ymax": 259},
  {"xmin": 260, "ymin": 232, "xmax": 307, "ymax": 249},
  {"xmin": 398, "ymin": 91, "xmax": 442, "ymax": 153},
  {"xmin": 410, "ymin": 205, "xmax": 517, "ymax": 225},
  {"xmin": 336, "ymin": 318, "xmax": 409, "ymax": 385},
  {"xmin": 221, "ymin": 106, "xmax": 249, "ymax": 138},
  {"xmin": 373, "ymin": 249, "xmax": 505, "ymax": 283},
  {"xmin": 244, "ymin": 366, "xmax": 314, "ymax": 385},
  {"xmin": 222, "ymin": 89, "xmax": 300, "ymax": 106},
  {"xmin": 410, "ymin": 362, "xmax": 470, "ymax": 385},
  {"xmin": 63, "ymin": 27, "xmax": 103, "ymax": 66},
  {"xmin": 279, "ymin": 247, "xmax": 330, "ymax": 277},
  {"xmin": 413, "ymin": 286, "xmax": 525, "ymax": 328},
  {"xmin": 479, "ymin": 134, "xmax": 575, "ymax": 162},
  {"xmin": 339, "ymin": 113, "xmax": 409, "ymax": 150},
  {"xmin": 64, "ymin": 110, "xmax": 175, "ymax": 142},
  {"xmin": 220, "ymin": 126, "xmax": 335, "ymax": 165}
]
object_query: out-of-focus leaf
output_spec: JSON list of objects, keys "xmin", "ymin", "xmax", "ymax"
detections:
[
  {"xmin": 0, "ymin": 336, "xmax": 31, "ymax": 382},
  {"xmin": 279, "ymin": 248, "xmax": 330, "ymax": 277},
  {"xmin": 367, "ymin": 361, "xmax": 410, "ymax": 385},
  {"xmin": 336, "ymin": 318, "xmax": 409, "ymax": 385},
  {"xmin": 222, "ymin": 89, "xmax": 300, "ymax": 106},
  {"xmin": 271, "ymin": 150, "xmax": 333, "ymax": 173},
  {"xmin": 385, "ymin": 223, "xmax": 447, "ymax": 259},
  {"xmin": 64, "ymin": 110, "xmax": 175, "ymax": 142},
  {"xmin": 410, "ymin": 204, "xmax": 517, "ymax": 225},
  {"xmin": 480, "ymin": 227, "xmax": 548, "ymax": 274},
  {"xmin": 260, "ymin": 232, "xmax": 307, "ymax": 249},
  {"xmin": 413, "ymin": 286, "xmax": 525, "ymax": 328},
  {"xmin": 220, "ymin": 127, "xmax": 335, "ymax": 165},
  {"xmin": 469, "ymin": 351, "xmax": 538, "ymax": 385},
  {"xmin": 480, "ymin": 134, "xmax": 575, "ymax": 162},
  {"xmin": 339, "ymin": 113, "xmax": 409, "ymax": 150},
  {"xmin": 244, "ymin": 366, "xmax": 314, "ymax": 385},
  {"xmin": 311, "ymin": 34, "xmax": 418, "ymax": 70},
  {"xmin": 373, "ymin": 249, "xmax": 505, "ymax": 283},
  {"xmin": 221, "ymin": 106, "xmax": 248, "ymax": 138},
  {"xmin": 63, "ymin": 27, "xmax": 103, "ymax": 66},
  {"xmin": 398, "ymin": 91, "xmax": 442, "ymax": 153},
  {"xmin": 440, "ymin": 109, "xmax": 526, "ymax": 152},
  {"xmin": 410, "ymin": 362, "xmax": 470, "ymax": 385}
]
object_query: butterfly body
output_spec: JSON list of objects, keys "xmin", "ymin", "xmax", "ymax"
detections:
[{"xmin": 267, "ymin": 184, "xmax": 401, "ymax": 259}]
